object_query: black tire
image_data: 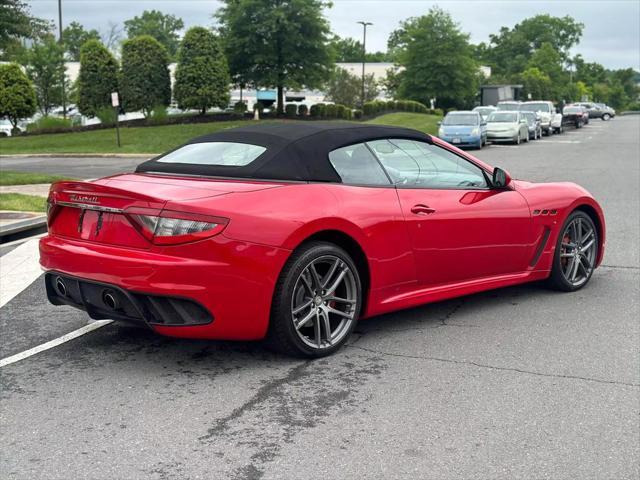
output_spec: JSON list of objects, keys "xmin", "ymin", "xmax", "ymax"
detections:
[
  {"xmin": 546, "ymin": 211, "xmax": 599, "ymax": 292},
  {"xmin": 265, "ymin": 241, "xmax": 362, "ymax": 357},
  {"xmin": 602, "ymin": 113, "xmax": 610, "ymax": 121}
]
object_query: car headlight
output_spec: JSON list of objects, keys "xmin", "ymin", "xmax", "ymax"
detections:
[
  {"xmin": 471, "ymin": 128, "xmax": 479, "ymax": 136},
  {"xmin": 438, "ymin": 128, "xmax": 444, "ymax": 137}
]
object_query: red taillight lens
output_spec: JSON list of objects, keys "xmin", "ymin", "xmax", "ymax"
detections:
[{"xmin": 126, "ymin": 209, "xmax": 228, "ymax": 245}]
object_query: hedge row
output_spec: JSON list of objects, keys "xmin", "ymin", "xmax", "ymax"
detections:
[
  {"xmin": 307, "ymin": 103, "xmax": 353, "ymax": 120},
  {"xmin": 363, "ymin": 99, "xmax": 442, "ymax": 117}
]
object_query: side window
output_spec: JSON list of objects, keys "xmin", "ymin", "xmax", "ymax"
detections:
[
  {"xmin": 328, "ymin": 143, "xmax": 391, "ymax": 186},
  {"xmin": 368, "ymin": 139, "xmax": 488, "ymax": 189}
]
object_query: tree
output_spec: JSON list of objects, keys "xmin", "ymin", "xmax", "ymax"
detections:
[
  {"xmin": 62, "ymin": 21, "xmax": 100, "ymax": 61},
  {"xmin": 485, "ymin": 15, "xmax": 583, "ymax": 77},
  {"xmin": 0, "ymin": 0, "xmax": 51, "ymax": 60},
  {"xmin": 101, "ymin": 21, "xmax": 123, "ymax": 54},
  {"xmin": 389, "ymin": 7, "xmax": 479, "ymax": 109},
  {"xmin": 0, "ymin": 63, "xmax": 37, "ymax": 130},
  {"xmin": 331, "ymin": 36, "xmax": 390, "ymax": 62},
  {"xmin": 174, "ymin": 27, "xmax": 230, "ymax": 114},
  {"xmin": 124, "ymin": 10, "xmax": 184, "ymax": 59},
  {"xmin": 520, "ymin": 67, "xmax": 552, "ymax": 100},
  {"xmin": 324, "ymin": 68, "xmax": 378, "ymax": 107},
  {"xmin": 120, "ymin": 35, "xmax": 171, "ymax": 116},
  {"xmin": 217, "ymin": 0, "xmax": 334, "ymax": 114},
  {"xmin": 572, "ymin": 55, "xmax": 607, "ymax": 86},
  {"xmin": 77, "ymin": 39, "xmax": 119, "ymax": 117},
  {"xmin": 25, "ymin": 36, "xmax": 66, "ymax": 115}
]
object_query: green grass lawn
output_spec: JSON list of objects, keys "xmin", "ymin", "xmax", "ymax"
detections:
[
  {"xmin": 365, "ymin": 112, "xmax": 441, "ymax": 135},
  {"xmin": 0, "ymin": 113, "xmax": 441, "ymax": 155},
  {"xmin": 0, "ymin": 170, "xmax": 75, "ymax": 186},
  {"xmin": 0, "ymin": 193, "xmax": 47, "ymax": 212}
]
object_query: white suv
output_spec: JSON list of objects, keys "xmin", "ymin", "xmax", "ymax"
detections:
[{"xmin": 520, "ymin": 101, "xmax": 558, "ymax": 136}]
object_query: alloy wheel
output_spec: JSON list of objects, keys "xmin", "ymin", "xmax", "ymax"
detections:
[
  {"xmin": 559, "ymin": 217, "xmax": 597, "ymax": 287},
  {"xmin": 290, "ymin": 255, "xmax": 358, "ymax": 349}
]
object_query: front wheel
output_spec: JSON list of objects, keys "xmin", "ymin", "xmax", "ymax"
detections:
[
  {"xmin": 266, "ymin": 241, "xmax": 362, "ymax": 357},
  {"xmin": 602, "ymin": 113, "xmax": 611, "ymax": 121},
  {"xmin": 546, "ymin": 211, "xmax": 598, "ymax": 292}
]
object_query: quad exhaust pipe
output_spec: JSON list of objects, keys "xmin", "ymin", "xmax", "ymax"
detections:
[
  {"xmin": 55, "ymin": 276, "xmax": 67, "ymax": 297},
  {"xmin": 102, "ymin": 289, "xmax": 119, "ymax": 310}
]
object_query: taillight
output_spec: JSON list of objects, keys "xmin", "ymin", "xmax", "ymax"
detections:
[{"xmin": 126, "ymin": 209, "xmax": 228, "ymax": 245}]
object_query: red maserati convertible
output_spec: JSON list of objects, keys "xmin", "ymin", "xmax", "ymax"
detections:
[{"xmin": 40, "ymin": 123, "xmax": 605, "ymax": 357}]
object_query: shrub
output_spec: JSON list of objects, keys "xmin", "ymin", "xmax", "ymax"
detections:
[
  {"xmin": 254, "ymin": 101, "xmax": 265, "ymax": 114},
  {"xmin": 0, "ymin": 63, "xmax": 37, "ymax": 131},
  {"xmin": 363, "ymin": 101, "xmax": 375, "ymax": 116},
  {"xmin": 386, "ymin": 100, "xmax": 396, "ymax": 110},
  {"xmin": 297, "ymin": 104, "xmax": 308, "ymax": 116},
  {"xmin": 120, "ymin": 35, "xmax": 171, "ymax": 117},
  {"xmin": 353, "ymin": 109, "xmax": 363, "ymax": 119},
  {"xmin": 174, "ymin": 27, "xmax": 230, "ymax": 115},
  {"xmin": 26, "ymin": 116, "xmax": 73, "ymax": 132},
  {"xmin": 96, "ymin": 106, "xmax": 117, "ymax": 126},
  {"xmin": 285, "ymin": 103, "xmax": 297, "ymax": 117},
  {"xmin": 324, "ymin": 103, "xmax": 337, "ymax": 118},
  {"xmin": 432, "ymin": 108, "xmax": 444, "ymax": 117},
  {"xmin": 233, "ymin": 100, "xmax": 247, "ymax": 114},
  {"xmin": 149, "ymin": 104, "xmax": 168, "ymax": 125},
  {"xmin": 77, "ymin": 40, "xmax": 119, "ymax": 118}
]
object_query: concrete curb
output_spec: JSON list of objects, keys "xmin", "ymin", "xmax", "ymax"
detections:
[
  {"xmin": 0, "ymin": 215, "xmax": 47, "ymax": 239},
  {"xmin": 0, "ymin": 153, "xmax": 157, "ymax": 159}
]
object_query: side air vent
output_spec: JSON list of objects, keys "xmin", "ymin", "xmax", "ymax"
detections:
[{"xmin": 532, "ymin": 209, "xmax": 558, "ymax": 216}]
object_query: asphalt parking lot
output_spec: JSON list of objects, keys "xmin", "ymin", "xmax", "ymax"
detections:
[{"xmin": 1, "ymin": 116, "xmax": 638, "ymax": 479}]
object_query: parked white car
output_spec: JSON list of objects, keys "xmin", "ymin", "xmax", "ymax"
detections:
[
  {"xmin": 0, "ymin": 119, "xmax": 24, "ymax": 137},
  {"xmin": 486, "ymin": 111, "xmax": 530, "ymax": 145},
  {"xmin": 520, "ymin": 101, "xmax": 557, "ymax": 136}
]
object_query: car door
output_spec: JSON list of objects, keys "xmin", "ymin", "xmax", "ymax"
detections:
[
  {"xmin": 518, "ymin": 113, "xmax": 529, "ymax": 139},
  {"xmin": 367, "ymin": 139, "xmax": 534, "ymax": 287}
]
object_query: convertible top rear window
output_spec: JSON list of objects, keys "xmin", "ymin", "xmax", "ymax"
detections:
[
  {"xmin": 157, "ymin": 142, "xmax": 266, "ymax": 166},
  {"xmin": 136, "ymin": 123, "xmax": 432, "ymax": 182}
]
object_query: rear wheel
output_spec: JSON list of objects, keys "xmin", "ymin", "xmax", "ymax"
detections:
[
  {"xmin": 602, "ymin": 113, "xmax": 611, "ymax": 121},
  {"xmin": 547, "ymin": 211, "xmax": 598, "ymax": 292},
  {"xmin": 266, "ymin": 242, "xmax": 362, "ymax": 357}
]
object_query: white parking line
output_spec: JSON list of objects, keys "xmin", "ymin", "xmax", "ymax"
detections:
[
  {"xmin": 0, "ymin": 238, "xmax": 43, "ymax": 308},
  {"xmin": 0, "ymin": 320, "xmax": 113, "ymax": 367}
]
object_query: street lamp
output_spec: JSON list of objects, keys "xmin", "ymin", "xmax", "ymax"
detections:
[
  {"xmin": 357, "ymin": 21, "xmax": 373, "ymax": 109},
  {"xmin": 58, "ymin": 0, "xmax": 66, "ymax": 118}
]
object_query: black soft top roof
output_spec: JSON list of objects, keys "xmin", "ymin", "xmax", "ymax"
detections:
[{"xmin": 136, "ymin": 122, "xmax": 432, "ymax": 182}]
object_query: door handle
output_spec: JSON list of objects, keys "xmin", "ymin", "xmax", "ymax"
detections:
[{"xmin": 411, "ymin": 204, "xmax": 436, "ymax": 215}]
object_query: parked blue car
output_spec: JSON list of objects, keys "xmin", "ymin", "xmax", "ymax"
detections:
[{"xmin": 437, "ymin": 111, "xmax": 487, "ymax": 149}]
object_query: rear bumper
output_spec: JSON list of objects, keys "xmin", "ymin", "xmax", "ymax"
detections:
[{"xmin": 39, "ymin": 234, "xmax": 291, "ymax": 340}]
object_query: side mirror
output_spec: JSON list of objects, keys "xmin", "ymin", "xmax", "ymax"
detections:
[
  {"xmin": 437, "ymin": 121, "xmax": 442, "ymax": 126},
  {"xmin": 492, "ymin": 167, "xmax": 512, "ymax": 189}
]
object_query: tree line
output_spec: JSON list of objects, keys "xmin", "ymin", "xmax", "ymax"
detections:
[{"xmin": 1, "ymin": 0, "xmax": 638, "ymax": 130}]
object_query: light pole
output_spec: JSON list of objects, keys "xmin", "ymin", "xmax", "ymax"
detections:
[
  {"xmin": 57, "ymin": 0, "xmax": 67, "ymax": 118},
  {"xmin": 357, "ymin": 21, "xmax": 372, "ymax": 109}
]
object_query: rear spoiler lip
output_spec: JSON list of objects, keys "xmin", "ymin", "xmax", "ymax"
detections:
[
  {"xmin": 55, "ymin": 202, "xmax": 124, "ymax": 214},
  {"xmin": 49, "ymin": 180, "xmax": 164, "ymax": 204}
]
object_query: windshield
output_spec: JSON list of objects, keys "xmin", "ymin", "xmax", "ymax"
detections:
[
  {"xmin": 522, "ymin": 112, "xmax": 536, "ymax": 121},
  {"xmin": 474, "ymin": 107, "xmax": 495, "ymax": 116},
  {"xmin": 521, "ymin": 103, "xmax": 551, "ymax": 113},
  {"xmin": 497, "ymin": 103, "xmax": 519, "ymax": 111},
  {"xmin": 488, "ymin": 112, "xmax": 517, "ymax": 123},
  {"xmin": 157, "ymin": 142, "xmax": 267, "ymax": 166},
  {"xmin": 443, "ymin": 114, "xmax": 478, "ymax": 126}
]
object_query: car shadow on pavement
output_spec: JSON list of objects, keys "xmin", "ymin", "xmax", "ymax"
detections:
[{"xmin": 63, "ymin": 279, "xmax": 559, "ymax": 369}]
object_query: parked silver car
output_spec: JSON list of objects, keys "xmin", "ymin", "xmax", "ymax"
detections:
[
  {"xmin": 472, "ymin": 105, "xmax": 498, "ymax": 121},
  {"xmin": 521, "ymin": 111, "xmax": 542, "ymax": 140},
  {"xmin": 520, "ymin": 101, "xmax": 557, "ymax": 135},
  {"xmin": 486, "ymin": 111, "xmax": 530, "ymax": 145}
]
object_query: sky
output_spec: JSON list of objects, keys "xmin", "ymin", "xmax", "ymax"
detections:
[{"xmin": 28, "ymin": 0, "xmax": 640, "ymax": 70}]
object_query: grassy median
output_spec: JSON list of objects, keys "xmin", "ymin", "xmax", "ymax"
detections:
[
  {"xmin": 0, "ymin": 193, "xmax": 47, "ymax": 212},
  {"xmin": 0, "ymin": 171, "xmax": 74, "ymax": 186},
  {"xmin": 0, "ymin": 113, "xmax": 442, "ymax": 155}
]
